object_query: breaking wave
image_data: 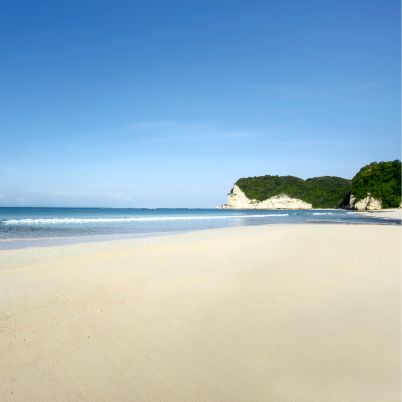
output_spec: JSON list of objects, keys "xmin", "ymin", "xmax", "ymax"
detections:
[{"xmin": 2, "ymin": 214, "xmax": 289, "ymax": 225}]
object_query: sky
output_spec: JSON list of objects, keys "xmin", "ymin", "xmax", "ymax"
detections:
[{"xmin": 0, "ymin": 0, "xmax": 400, "ymax": 207}]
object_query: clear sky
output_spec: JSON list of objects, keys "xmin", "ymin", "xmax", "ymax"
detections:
[{"xmin": 0, "ymin": 0, "xmax": 400, "ymax": 207}]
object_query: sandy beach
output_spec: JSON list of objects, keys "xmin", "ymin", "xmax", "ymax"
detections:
[{"xmin": 0, "ymin": 224, "xmax": 400, "ymax": 402}]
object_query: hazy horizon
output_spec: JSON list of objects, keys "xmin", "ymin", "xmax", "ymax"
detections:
[{"xmin": 1, "ymin": 0, "xmax": 400, "ymax": 208}]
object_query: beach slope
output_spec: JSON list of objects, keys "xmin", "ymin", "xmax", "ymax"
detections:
[{"xmin": 0, "ymin": 224, "xmax": 400, "ymax": 401}]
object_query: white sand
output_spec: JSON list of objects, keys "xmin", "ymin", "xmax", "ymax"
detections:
[{"xmin": 0, "ymin": 224, "xmax": 400, "ymax": 402}]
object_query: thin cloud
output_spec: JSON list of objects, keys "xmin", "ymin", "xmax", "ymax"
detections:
[
  {"xmin": 331, "ymin": 81, "xmax": 384, "ymax": 94},
  {"xmin": 126, "ymin": 120, "xmax": 258, "ymax": 142},
  {"xmin": 24, "ymin": 189, "xmax": 133, "ymax": 200}
]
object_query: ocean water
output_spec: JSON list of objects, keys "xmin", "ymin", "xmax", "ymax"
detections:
[{"xmin": 0, "ymin": 207, "xmax": 399, "ymax": 249}]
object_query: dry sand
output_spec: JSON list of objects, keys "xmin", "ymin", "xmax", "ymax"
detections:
[{"xmin": 0, "ymin": 224, "xmax": 400, "ymax": 402}]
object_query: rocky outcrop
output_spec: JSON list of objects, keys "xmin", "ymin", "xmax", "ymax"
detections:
[
  {"xmin": 220, "ymin": 185, "xmax": 312, "ymax": 209},
  {"xmin": 349, "ymin": 193, "xmax": 382, "ymax": 210}
]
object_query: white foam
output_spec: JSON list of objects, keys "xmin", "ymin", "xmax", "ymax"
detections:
[
  {"xmin": 2, "ymin": 214, "xmax": 289, "ymax": 225},
  {"xmin": 311, "ymin": 212, "xmax": 334, "ymax": 216}
]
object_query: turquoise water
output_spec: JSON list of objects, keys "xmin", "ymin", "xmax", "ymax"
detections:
[{"xmin": 0, "ymin": 207, "xmax": 399, "ymax": 249}]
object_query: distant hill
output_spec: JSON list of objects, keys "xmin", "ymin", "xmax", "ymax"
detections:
[
  {"xmin": 225, "ymin": 160, "xmax": 401, "ymax": 210},
  {"xmin": 235, "ymin": 175, "xmax": 351, "ymax": 208}
]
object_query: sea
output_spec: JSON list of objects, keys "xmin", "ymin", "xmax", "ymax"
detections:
[{"xmin": 0, "ymin": 207, "xmax": 400, "ymax": 249}]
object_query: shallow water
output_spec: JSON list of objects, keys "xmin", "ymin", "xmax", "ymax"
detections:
[{"xmin": 0, "ymin": 207, "xmax": 399, "ymax": 249}]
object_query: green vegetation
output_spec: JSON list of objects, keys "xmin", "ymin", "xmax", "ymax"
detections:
[
  {"xmin": 234, "ymin": 160, "xmax": 402, "ymax": 209},
  {"xmin": 235, "ymin": 175, "xmax": 351, "ymax": 208},
  {"xmin": 350, "ymin": 160, "xmax": 401, "ymax": 208}
]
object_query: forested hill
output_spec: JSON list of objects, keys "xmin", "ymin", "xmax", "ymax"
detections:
[
  {"xmin": 235, "ymin": 175, "xmax": 351, "ymax": 208},
  {"xmin": 234, "ymin": 160, "xmax": 401, "ymax": 209},
  {"xmin": 350, "ymin": 161, "xmax": 401, "ymax": 208}
]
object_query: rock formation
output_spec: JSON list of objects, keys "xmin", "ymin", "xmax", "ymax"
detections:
[
  {"xmin": 349, "ymin": 194, "xmax": 382, "ymax": 210},
  {"xmin": 220, "ymin": 185, "xmax": 312, "ymax": 209}
]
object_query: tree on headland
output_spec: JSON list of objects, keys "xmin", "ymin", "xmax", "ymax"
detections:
[
  {"xmin": 350, "ymin": 160, "xmax": 401, "ymax": 208},
  {"xmin": 236, "ymin": 175, "xmax": 351, "ymax": 208},
  {"xmin": 234, "ymin": 160, "xmax": 401, "ymax": 209}
]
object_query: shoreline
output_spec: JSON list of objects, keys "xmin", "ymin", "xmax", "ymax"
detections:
[
  {"xmin": 355, "ymin": 208, "xmax": 402, "ymax": 220},
  {"xmin": 0, "ymin": 224, "xmax": 400, "ymax": 401},
  {"xmin": 0, "ymin": 215, "xmax": 401, "ymax": 251}
]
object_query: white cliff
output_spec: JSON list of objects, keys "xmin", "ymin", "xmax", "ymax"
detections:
[
  {"xmin": 349, "ymin": 193, "xmax": 382, "ymax": 210},
  {"xmin": 220, "ymin": 185, "xmax": 312, "ymax": 210}
]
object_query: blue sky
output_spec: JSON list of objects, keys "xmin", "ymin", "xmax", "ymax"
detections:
[{"xmin": 0, "ymin": 0, "xmax": 400, "ymax": 207}]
